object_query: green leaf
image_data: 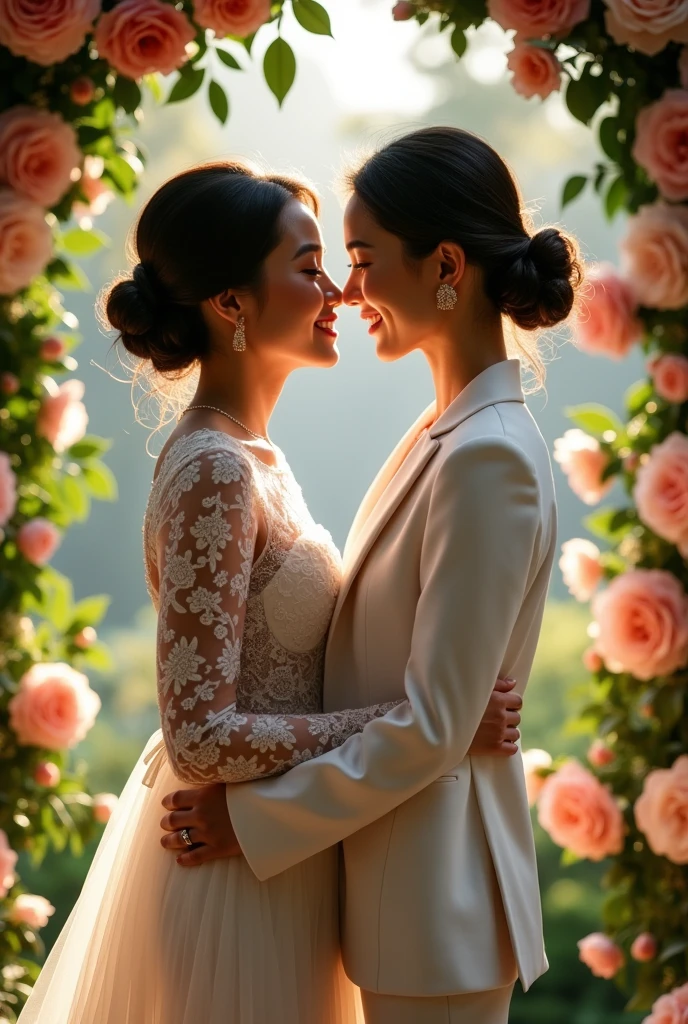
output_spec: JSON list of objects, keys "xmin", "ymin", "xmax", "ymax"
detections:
[
  {"xmin": 216, "ymin": 48, "xmax": 242, "ymax": 70},
  {"xmin": 565, "ymin": 65, "xmax": 606, "ymax": 125},
  {"xmin": 584, "ymin": 507, "xmax": 631, "ymax": 541},
  {"xmin": 599, "ymin": 116, "xmax": 622, "ymax": 162},
  {"xmin": 565, "ymin": 403, "xmax": 624, "ymax": 438},
  {"xmin": 292, "ymin": 0, "xmax": 333, "ymax": 36},
  {"xmin": 112, "ymin": 76, "xmax": 142, "ymax": 114},
  {"xmin": 68, "ymin": 436, "xmax": 112, "ymax": 460},
  {"xmin": 263, "ymin": 37, "xmax": 297, "ymax": 106},
  {"xmin": 560, "ymin": 848, "xmax": 581, "ymax": 866},
  {"xmin": 143, "ymin": 73, "xmax": 163, "ymax": 103},
  {"xmin": 49, "ymin": 259, "xmax": 91, "ymax": 291},
  {"xmin": 61, "ymin": 474, "xmax": 91, "ymax": 522},
  {"xmin": 82, "ymin": 461, "xmax": 118, "ymax": 501},
  {"xmin": 61, "ymin": 227, "xmax": 109, "ymax": 257},
  {"xmin": 208, "ymin": 80, "xmax": 229, "ymax": 125},
  {"xmin": 70, "ymin": 594, "xmax": 111, "ymax": 630},
  {"xmin": 450, "ymin": 27, "xmax": 467, "ymax": 58},
  {"xmin": 104, "ymin": 153, "xmax": 137, "ymax": 194},
  {"xmin": 81, "ymin": 642, "xmax": 115, "ymax": 672},
  {"xmin": 659, "ymin": 939, "xmax": 688, "ymax": 964},
  {"xmin": 605, "ymin": 175, "xmax": 628, "ymax": 220},
  {"xmin": 38, "ymin": 568, "xmax": 74, "ymax": 632},
  {"xmin": 625, "ymin": 379, "xmax": 653, "ymax": 416},
  {"xmin": 167, "ymin": 66, "xmax": 205, "ymax": 104},
  {"xmin": 561, "ymin": 174, "xmax": 586, "ymax": 209}
]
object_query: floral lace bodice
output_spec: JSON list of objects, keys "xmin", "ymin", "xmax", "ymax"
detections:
[{"xmin": 142, "ymin": 429, "xmax": 399, "ymax": 785}]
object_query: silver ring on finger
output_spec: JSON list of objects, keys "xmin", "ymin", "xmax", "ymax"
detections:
[{"xmin": 180, "ymin": 828, "xmax": 194, "ymax": 848}]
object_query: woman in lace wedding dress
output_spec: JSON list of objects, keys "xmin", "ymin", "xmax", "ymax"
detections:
[{"xmin": 18, "ymin": 160, "xmax": 515, "ymax": 1024}]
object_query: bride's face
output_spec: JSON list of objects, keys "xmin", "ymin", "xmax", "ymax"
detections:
[{"xmin": 342, "ymin": 194, "xmax": 449, "ymax": 362}]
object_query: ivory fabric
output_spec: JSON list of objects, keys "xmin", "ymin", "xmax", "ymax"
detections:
[
  {"xmin": 360, "ymin": 983, "xmax": 516, "ymax": 1024},
  {"xmin": 226, "ymin": 359, "xmax": 557, "ymax": 997}
]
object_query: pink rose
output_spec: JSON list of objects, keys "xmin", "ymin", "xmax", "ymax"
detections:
[
  {"xmin": 392, "ymin": 1, "xmax": 416, "ymax": 19},
  {"xmin": 8, "ymin": 661, "xmax": 101, "ymax": 750},
  {"xmin": 9, "ymin": 893, "xmax": 55, "ymax": 930},
  {"xmin": 634, "ymin": 433, "xmax": 688, "ymax": 555},
  {"xmin": 70, "ymin": 76, "xmax": 96, "ymax": 106},
  {"xmin": 17, "ymin": 519, "xmax": 61, "ymax": 566},
  {"xmin": 93, "ymin": 792, "xmax": 118, "ymax": 824},
  {"xmin": 592, "ymin": 569, "xmax": 688, "ymax": 680},
  {"xmin": 40, "ymin": 337, "xmax": 66, "ymax": 362},
  {"xmin": 193, "ymin": 0, "xmax": 272, "ymax": 37},
  {"xmin": 33, "ymin": 761, "xmax": 61, "ymax": 787},
  {"xmin": 650, "ymin": 354, "xmax": 688, "ymax": 404},
  {"xmin": 0, "ymin": 189, "xmax": 52, "ymax": 295},
  {"xmin": 0, "ymin": 831, "xmax": 18, "ymax": 899},
  {"xmin": 507, "ymin": 43, "xmax": 561, "ymax": 100},
  {"xmin": 94, "ymin": 0, "xmax": 195, "ymax": 79},
  {"xmin": 587, "ymin": 738, "xmax": 615, "ymax": 767},
  {"xmin": 621, "ymin": 203, "xmax": 688, "ymax": 310},
  {"xmin": 583, "ymin": 647, "xmax": 604, "ymax": 672},
  {"xmin": 74, "ymin": 626, "xmax": 97, "ymax": 649},
  {"xmin": 604, "ymin": 0, "xmax": 688, "ymax": 57},
  {"xmin": 559, "ymin": 537, "xmax": 603, "ymax": 601},
  {"xmin": 577, "ymin": 933, "xmax": 624, "ymax": 979},
  {"xmin": 573, "ymin": 263, "xmax": 642, "ymax": 359},
  {"xmin": 646, "ymin": 992, "xmax": 688, "ymax": 1024},
  {"xmin": 521, "ymin": 748, "xmax": 552, "ymax": 806},
  {"xmin": 635, "ymin": 755, "xmax": 688, "ymax": 864},
  {"xmin": 0, "ymin": 0, "xmax": 100, "ymax": 66},
  {"xmin": 538, "ymin": 760, "xmax": 624, "ymax": 860},
  {"xmin": 554, "ymin": 429, "xmax": 612, "ymax": 505},
  {"xmin": 634, "ymin": 90, "xmax": 688, "ymax": 202},
  {"xmin": 36, "ymin": 379, "xmax": 88, "ymax": 452},
  {"xmin": 0, "ymin": 107, "xmax": 81, "ymax": 208},
  {"xmin": 0, "ymin": 451, "xmax": 18, "ymax": 528},
  {"xmin": 488, "ymin": 0, "xmax": 590, "ymax": 35},
  {"xmin": 631, "ymin": 932, "xmax": 658, "ymax": 962}
]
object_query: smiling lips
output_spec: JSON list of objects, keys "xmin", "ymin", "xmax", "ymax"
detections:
[
  {"xmin": 363, "ymin": 312, "xmax": 382, "ymax": 333},
  {"xmin": 315, "ymin": 316, "xmax": 338, "ymax": 338}
]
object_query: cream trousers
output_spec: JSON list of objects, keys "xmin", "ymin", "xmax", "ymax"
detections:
[{"xmin": 360, "ymin": 983, "xmax": 515, "ymax": 1024}]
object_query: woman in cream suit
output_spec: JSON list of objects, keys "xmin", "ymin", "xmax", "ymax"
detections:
[{"xmin": 160, "ymin": 127, "xmax": 584, "ymax": 1023}]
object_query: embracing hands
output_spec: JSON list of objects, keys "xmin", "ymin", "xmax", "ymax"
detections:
[{"xmin": 159, "ymin": 675, "xmax": 523, "ymax": 867}]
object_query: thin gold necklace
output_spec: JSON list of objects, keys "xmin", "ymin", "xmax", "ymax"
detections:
[{"xmin": 183, "ymin": 404, "xmax": 270, "ymax": 444}]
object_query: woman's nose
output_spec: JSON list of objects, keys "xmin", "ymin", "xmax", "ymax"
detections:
[{"xmin": 342, "ymin": 274, "xmax": 361, "ymax": 307}]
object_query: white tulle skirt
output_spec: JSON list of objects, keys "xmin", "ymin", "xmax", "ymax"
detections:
[{"xmin": 18, "ymin": 730, "xmax": 364, "ymax": 1024}]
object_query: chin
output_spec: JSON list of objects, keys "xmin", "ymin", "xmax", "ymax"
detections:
[{"xmin": 375, "ymin": 336, "xmax": 406, "ymax": 362}]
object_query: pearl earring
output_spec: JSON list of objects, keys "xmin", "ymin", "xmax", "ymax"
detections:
[
  {"xmin": 233, "ymin": 316, "xmax": 246, "ymax": 352},
  {"xmin": 436, "ymin": 284, "xmax": 457, "ymax": 311}
]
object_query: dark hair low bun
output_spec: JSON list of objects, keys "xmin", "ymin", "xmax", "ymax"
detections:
[
  {"xmin": 106, "ymin": 264, "xmax": 208, "ymax": 375},
  {"xmin": 491, "ymin": 227, "xmax": 582, "ymax": 332}
]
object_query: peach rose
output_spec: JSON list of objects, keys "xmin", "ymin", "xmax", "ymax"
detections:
[
  {"xmin": 583, "ymin": 647, "xmax": 604, "ymax": 672},
  {"xmin": 9, "ymin": 894, "xmax": 55, "ymax": 930},
  {"xmin": 74, "ymin": 626, "xmax": 97, "ymax": 649},
  {"xmin": 538, "ymin": 760, "xmax": 624, "ymax": 860},
  {"xmin": 577, "ymin": 933, "xmax": 625, "ymax": 979},
  {"xmin": 521, "ymin": 748, "xmax": 552, "ymax": 806},
  {"xmin": 645, "ymin": 992, "xmax": 688, "ymax": 1024},
  {"xmin": 604, "ymin": 0, "xmax": 688, "ymax": 57},
  {"xmin": 631, "ymin": 932, "xmax": 658, "ymax": 962},
  {"xmin": 0, "ymin": 0, "xmax": 100, "ymax": 65},
  {"xmin": 559, "ymin": 538, "xmax": 603, "ymax": 601},
  {"xmin": 8, "ymin": 661, "xmax": 101, "ymax": 750},
  {"xmin": 554, "ymin": 429, "xmax": 612, "ymax": 505},
  {"xmin": 73, "ymin": 156, "xmax": 114, "ymax": 221},
  {"xmin": 488, "ymin": 0, "xmax": 590, "ymax": 35},
  {"xmin": 650, "ymin": 354, "xmax": 688, "ymax": 404},
  {"xmin": 621, "ymin": 204, "xmax": 688, "ymax": 310},
  {"xmin": 93, "ymin": 792, "xmax": 118, "ymax": 824},
  {"xmin": 17, "ymin": 519, "xmax": 61, "ymax": 566},
  {"xmin": 587, "ymin": 738, "xmax": 616, "ymax": 767},
  {"xmin": 0, "ymin": 189, "xmax": 52, "ymax": 295},
  {"xmin": 33, "ymin": 761, "xmax": 61, "ymax": 787},
  {"xmin": 592, "ymin": 569, "xmax": 688, "ymax": 680},
  {"xmin": 0, "ymin": 107, "xmax": 81, "ymax": 208},
  {"xmin": 634, "ymin": 433, "xmax": 688, "ymax": 555},
  {"xmin": 193, "ymin": 0, "xmax": 272, "ymax": 37},
  {"xmin": 635, "ymin": 755, "xmax": 688, "ymax": 864},
  {"xmin": 507, "ymin": 43, "xmax": 561, "ymax": 100},
  {"xmin": 70, "ymin": 76, "xmax": 96, "ymax": 106},
  {"xmin": 36, "ymin": 379, "xmax": 88, "ymax": 453},
  {"xmin": 0, "ymin": 831, "xmax": 18, "ymax": 899},
  {"xmin": 0, "ymin": 452, "xmax": 17, "ymax": 528},
  {"xmin": 573, "ymin": 263, "xmax": 642, "ymax": 359},
  {"xmin": 40, "ymin": 337, "xmax": 66, "ymax": 362},
  {"xmin": 94, "ymin": 0, "xmax": 195, "ymax": 79},
  {"xmin": 634, "ymin": 90, "xmax": 688, "ymax": 202}
]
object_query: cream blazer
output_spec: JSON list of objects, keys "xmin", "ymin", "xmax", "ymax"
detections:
[{"xmin": 226, "ymin": 359, "xmax": 557, "ymax": 997}]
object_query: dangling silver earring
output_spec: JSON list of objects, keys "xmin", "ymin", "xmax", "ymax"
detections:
[
  {"xmin": 436, "ymin": 284, "xmax": 457, "ymax": 311},
  {"xmin": 233, "ymin": 316, "xmax": 246, "ymax": 352}
]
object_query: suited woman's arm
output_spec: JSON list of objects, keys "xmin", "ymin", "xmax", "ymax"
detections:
[{"xmin": 225, "ymin": 436, "xmax": 542, "ymax": 881}]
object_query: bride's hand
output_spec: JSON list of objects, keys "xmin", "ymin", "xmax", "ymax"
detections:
[
  {"xmin": 468, "ymin": 677, "xmax": 522, "ymax": 757},
  {"xmin": 159, "ymin": 783, "xmax": 243, "ymax": 866}
]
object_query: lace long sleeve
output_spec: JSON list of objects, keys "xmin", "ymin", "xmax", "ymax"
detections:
[{"xmin": 156, "ymin": 447, "xmax": 401, "ymax": 786}]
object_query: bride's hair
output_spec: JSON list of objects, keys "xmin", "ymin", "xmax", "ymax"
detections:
[
  {"xmin": 102, "ymin": 159, "xmax": 319, "ymax": 378},
  {"xmin": 343, "ymin": 126, "xmax": 584, "ymax": 385}
]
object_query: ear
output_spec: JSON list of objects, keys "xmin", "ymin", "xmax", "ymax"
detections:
[
  {"xmin": 435, "ymin": 241, "xmax": 466, "ymax": 288},
  {"xmin": 206, "ymin": 289, "xmax": 242, "ymax": 326}
]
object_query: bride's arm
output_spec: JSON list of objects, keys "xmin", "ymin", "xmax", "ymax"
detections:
[{"xmin": 156, "ymin": 450, "xmax": 401, "ymax": 786}]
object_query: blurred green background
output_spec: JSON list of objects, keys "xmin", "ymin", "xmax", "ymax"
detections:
[{"xmin": 18, "ymin": 2, "xmax": 649, "ymax": 1019}]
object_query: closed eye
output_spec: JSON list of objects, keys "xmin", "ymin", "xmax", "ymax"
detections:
[
  {"xmin": 302, "ymin": 269, "xmax": 323, "ymax": 277},
  {"xmin": 347, "ymin": 262, "xmax": 370, "ymax": 271}
]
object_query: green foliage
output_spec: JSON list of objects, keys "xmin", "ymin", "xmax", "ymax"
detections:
[{"xmin": 263, "ymin": 37, "xmax": 298, "ymax": 106}]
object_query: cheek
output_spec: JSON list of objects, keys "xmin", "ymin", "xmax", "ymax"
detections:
[{"xmin": 263, "ymin": 275, "xmax": 322, "ymax": 330}]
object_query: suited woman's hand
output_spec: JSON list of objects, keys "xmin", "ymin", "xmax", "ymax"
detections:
[{"xmin": 468, "ymin": 677, "xmax": 521, "ymax": 757}]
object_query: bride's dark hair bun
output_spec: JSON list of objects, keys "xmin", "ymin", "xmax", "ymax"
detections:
[
  {"xmin": 489, "ymin": 227, "xmax": 582, "ymax": 331},
  {"xmin": 103, "ymin": 160, "xmax": 320, "ymax": 377}
]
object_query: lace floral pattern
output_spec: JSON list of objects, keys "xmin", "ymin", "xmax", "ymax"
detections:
[{"xmin": 143, "ymin": 429, "xmax": 400, "ymax": 785}]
